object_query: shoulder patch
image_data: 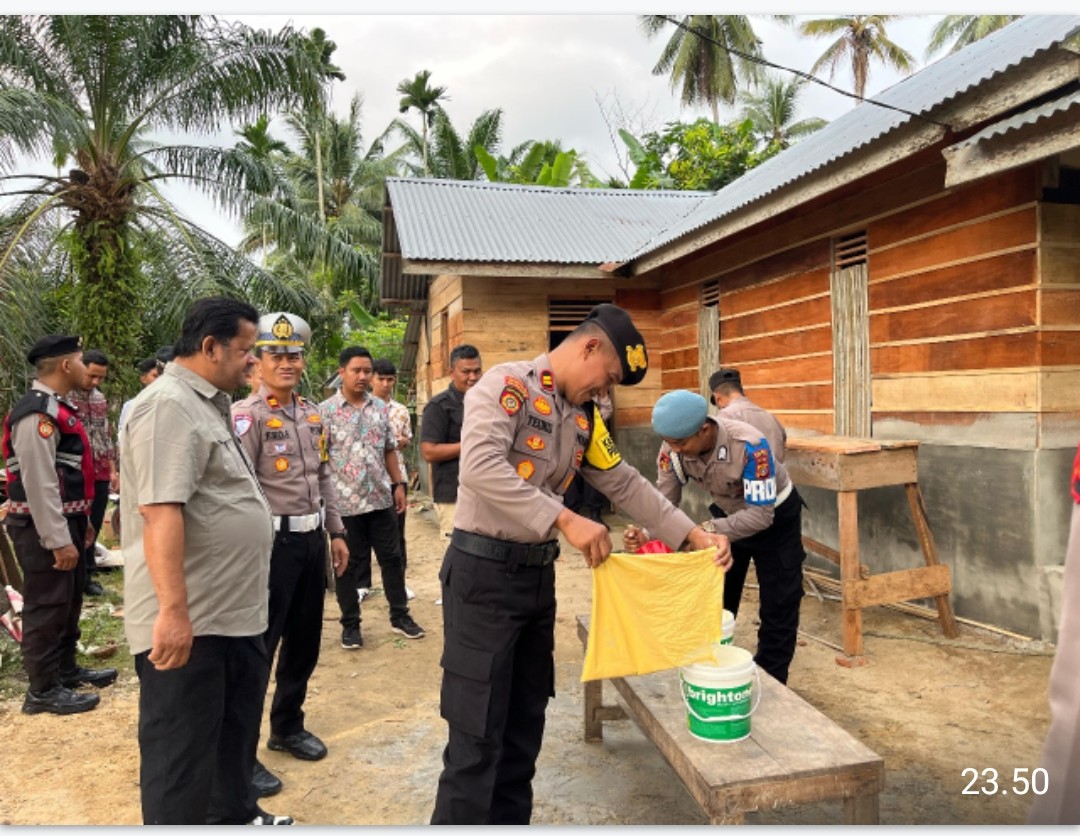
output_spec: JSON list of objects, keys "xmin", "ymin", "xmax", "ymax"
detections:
[
  {"xmin": 500, "ymin": 388, "xmax": 523, "ymax": 416},
  {"xmin": 741, "ymin": 439, "xmax": 777, "ymax": 506},
  {"xmin": 584, "ymin": 405, "xmax": 622, "ymax": 471},
  {"xmin": 525, "ymin": 435, "xmax": 545, "ymax": 451},
  {"xmin": 233, "ymin": 414, "xmax": 253, "ymax": 437},
  {"xmin": 517, "ymin": 460, "xmax": 535, "ymax": 480},
  {"xmin": 574, "ymin": 413, "xmax": 589, "ymax": 432},
  {"xmin": 37, "ymin": 415, "xmax": 55, "ymax": 439},
  {"xmin": 504, "ymin": 376, "xmax": 528, "ymax": 401},
  {"xmin": 274, "ymin": 457, "xmax": 289, "ymax": 473}
]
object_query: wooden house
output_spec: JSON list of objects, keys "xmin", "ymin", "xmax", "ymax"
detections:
[{"xmin": 381, "ymin": 15, "xmax": 1080, "ymax": 639}]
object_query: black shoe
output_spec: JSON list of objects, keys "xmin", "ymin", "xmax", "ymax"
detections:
[
  {"xmin": 252, "ymin": 760, "xmax": 283, "ymax": 798},
  {"xmin": 250, "ymin": 807, "xmax": 294, "ymax": 825},
  {"xmin": 340, "ymin": 626, "xmax": 362, "ymax": 650},
  {"xmin": 59, "ymin": 666, "xmax": 118, "ymax": 689},
  {"xmin": 390, "ymin": 615, "xmax": 425, "ymax": 640},
  {"xmin": 84, "ymin": 579, "xmax": 105, "ymax": 597},
  {"xmin": 267, "ymin": 730, "xmax": 327, "ymax": 761},
  {"xmin": 22, "ymin": 684, "xmax": 99, "ymax": 715}
]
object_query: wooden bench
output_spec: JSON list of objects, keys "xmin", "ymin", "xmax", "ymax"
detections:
[{"xmin": 576, "ymin": 615, "xmax": 884, "ymax": 824}]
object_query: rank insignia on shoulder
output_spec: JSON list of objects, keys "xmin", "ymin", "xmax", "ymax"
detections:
[
  {"xmin": 274, "ymin": 457, "xmax": 289, "ymax": 472},
  {"xmin": 533, "ymin": 396, "xmax": 552, "ymax": 416},
  {"xmin": 517, "ymin": 460, "xmax": 535, "ymax": 480},
  {"xmin": 266, "ymin": 395, "xmax": 281, "ymax": 409},
  {"xmin": 266, "ymin": 416, "xmax": 284, "ymax": 429},
  {"xmin": 233, "ymin": 415, "xmax": 253, "ymax": 436},
  {"xmin": 525, "ymin": 435, "xmax": 545, "ymax": 451},
  {"xmin": 659, "ymin": 450, "xmax": 672, "ymax": 472},
  {"xmin": 540, "ymin": 370, "xmax": 554, "ymax": 391},
  {"xmin": 37, "ymin": 416, "xmax": 54, "ymax": 438},
  {"xmin": 717, "ymin": 444, "xmax": 728, "ymax": 462},
  {"xmin": 500, "ymin": 388, "xmax": 523, "ymax": 416},
  {"xmin": 306, "ymin": 413, "xmax": 322, "ymax": 424},
  {"xmin": 574, "ymin": 414, "xmax": 589, "ymax": 432},
  {"xmin": 574, "ymin": 448, "xmax": 584, "ymax": 467}
]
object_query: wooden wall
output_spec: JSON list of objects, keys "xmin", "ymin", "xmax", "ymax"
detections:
[{"xmin": 653, "ymin": 160, "xmax": 1080, "ymax": 440}]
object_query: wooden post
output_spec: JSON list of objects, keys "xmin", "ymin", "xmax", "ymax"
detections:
[
  {"xmin": 844, "ymin": 792, "xmax": 880, "ymax": 825},
  {"xmin": 584, "ymin": 679, "xmax": 604, "ymax": 742},
  {"xmin": 905, "ymin": 483, "xmax": 960, "ymax": 639},
  {"xmin": 837, "ymin": 490, "xmax": 868, "ymax": 665}
]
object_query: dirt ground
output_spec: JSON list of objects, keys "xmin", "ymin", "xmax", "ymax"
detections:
[{"xmin": 0, "ymin": 496, "xmax": 1058, "ymax": 826}]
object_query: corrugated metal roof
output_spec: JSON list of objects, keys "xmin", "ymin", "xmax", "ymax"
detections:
[
  {"xmin": 629, "ymin": 14, "xmax": 1080, "ymax": 259},
  {"xmin": 385, "ymin": 177, "xmax": 706, "ymax": 265},
  {"xmin": 947, "ymin": 87, "xmax": 1080, "ymax": 150}
]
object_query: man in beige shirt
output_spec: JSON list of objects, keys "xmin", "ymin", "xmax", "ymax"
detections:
[
  {"xmin": 430, "ymin": 304, "xmax": 732, "ymax": 824},
  {"xmin": 121, "ymin": 297, "xmax": 290, "ymax": 825}
]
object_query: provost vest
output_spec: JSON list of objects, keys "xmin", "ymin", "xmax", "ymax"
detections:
[{"xmin": 2, "ymin": 389, "xmax": 95, "ymax": 518}]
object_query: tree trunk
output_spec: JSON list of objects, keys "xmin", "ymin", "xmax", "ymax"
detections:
[{"xmin": 315, "ymin": 132, "xmax": 326, "ymax": 222}]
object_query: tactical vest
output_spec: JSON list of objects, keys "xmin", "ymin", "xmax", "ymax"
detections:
[{"xmin": 2, "ymin": 389, "xmax": 95, "ymax": 518}]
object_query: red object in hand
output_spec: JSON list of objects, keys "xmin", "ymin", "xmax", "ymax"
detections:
[{"xmin": 636, "ymin": 539, "xmax": 673, "ymax": 554}]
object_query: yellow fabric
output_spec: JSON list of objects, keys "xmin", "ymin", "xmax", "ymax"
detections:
[
  {"xmin": 584, "ymin": 406, "xmax": 621, "ymax": 471},
  {"xmin": 581, "ymin": 547, "xmax": 725, "ymax": 682}
]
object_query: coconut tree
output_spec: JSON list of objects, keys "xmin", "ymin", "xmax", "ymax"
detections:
[
  {"xmin": 396, "ymin": 69, "xmax": 449, "ymax": 177},
  {"xmin": 738, "ymin": 75, "xmax": 828, "ymax": 151},
  {"xmin": 925, "ymin": 15, "xmax": 1021, "ymax": 59},
  {"xmin": 392, "ymin": 106, "xmax": 503, "ymax": 181},
  {"xmin": 640, "ymin": 15, "xmax": 767, "ymax": 123},
  {"xmin": 0, "ymin": 15, "xmax": 344, "ymax": 387},
  {"xmin": 798, "ymin": 15, "xmax": 915, "ymax": 101},
  {"xmin": 475, "ymin": 139, "xmax": 600, "ymax": 187},
  {"xmin": 234, "ymin": 115, "xmax": 290, "ymax": 260}
]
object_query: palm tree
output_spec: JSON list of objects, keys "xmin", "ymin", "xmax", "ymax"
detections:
[
  {"xmin": 640, "ymin": 15, "xmax": 767, "ymax": 123},
  {"xmin": 396, "ymin": 70, "xmax": 449, "ymax": 177},
  {"xmin": 738, "ymin": 75, "xmax": 828, "ymax": 151},
  {"xmin": 798, "ymin": 15, "xmax": 915, "ymax": 101},
  {"xmin": 925, "ymin": 15, "xmax": 1020, "ymax": 59},
  {"xmin": 393, "ymin": 107, "xmax": 502, "ymax": 181},
  {"xmin": 234, "ymin": 115, "xmax": 290, "ymax": 260},
  {"xmin": 0, "ymin": 15, "xmax": 335, "ymax": 385},
  {"xmin": 301, "ymin": 27, "xmax": 346, "ymax": 222},
  {"xmin": 475, "ymin": 139, "xmax": 600, "ymax": 187}
]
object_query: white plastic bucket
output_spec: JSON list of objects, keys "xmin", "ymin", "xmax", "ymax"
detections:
[
  {"xmin": 720, "ymin": 609, "xmax": 735, "ymax": 645},
  {"xmin": 680, "ymin": 645, "xmax": 760, "ymax": 743}
]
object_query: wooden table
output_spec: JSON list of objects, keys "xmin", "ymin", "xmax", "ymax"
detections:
[
  {"xmin": 577, "ymin": 616, "xmax": 885, "ymax": 824},
  {"xmin": 785, "ymin": 435, "xmax": 958, "ymax": 665}
]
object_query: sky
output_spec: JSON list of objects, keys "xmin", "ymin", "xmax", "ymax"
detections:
[
  {"xmin": 6, "ymin": 9, "xmax": 1071, "ymax": 247},
  {"xmin": 170, "ymin": 12, "xmax": 945, "ymax": 246}
]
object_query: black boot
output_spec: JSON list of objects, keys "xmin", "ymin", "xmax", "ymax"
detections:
[
  {"xmin": 23, "ymin": 684, "xmax": 100, "ymax": 715},
  {"xmin": 60, "ymin": 666, "xmax": 118, "ymax": 688}
]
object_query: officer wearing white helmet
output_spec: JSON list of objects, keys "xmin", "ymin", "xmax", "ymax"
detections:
[{"xmin": 231, "ymin": 312, "xmax": 349, "ymax": 798}]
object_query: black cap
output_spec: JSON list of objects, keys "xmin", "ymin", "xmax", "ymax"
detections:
[
  {"xmin": 585, "ymin": 303, "xmax": 648, "ymax": 386},
  {"xmin": 27, "ymin": 334, "xmax": 82, "ymax": 365},
  {"xmin": 708, "ymin": 368, "xmax": 741, "ymax": 392}
]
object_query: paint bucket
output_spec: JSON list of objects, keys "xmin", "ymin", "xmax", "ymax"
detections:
[
  {"xmin": 720, "ymin": 609, "xmax": 735, "ymax": 645},
  {"xmin": 680, "ymin": 645, "xmax": 760, "ymax": 743}
]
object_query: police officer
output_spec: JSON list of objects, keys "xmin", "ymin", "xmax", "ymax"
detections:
[
  {"xmin": 431, "ymin": 304, "xmax": 732, "ymax": 825},
  {"xmin": 626, "ymin": 389, "xmax": 806, "ymax": 684},
  {"xmin": 231, "ymin": 312, "xmax": 349, "ymax": 797},
  {"xmin": 709, "ymin": 367, "xmax": 787, "ymax": 461},
  {"xmin": 1, "ymin": 335, "xmax": 117, "ymax": 715}
]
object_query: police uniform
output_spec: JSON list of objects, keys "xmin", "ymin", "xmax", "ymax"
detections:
[
  {"xmin": 231, "ymin": 313, "xmax": 345, "ymax": 759},
  {"xmin": 1, "ymin": 335, "xmax": 116, "ymax": 714},
  {"xmin": 431, "ymin": 304, "xmax": 698, "ymax": 825},
  {"xmin": 710, "ymin": 368, "xmax": 788, "ymax": 462},
  {"xmin": 654, "ymin": 393, "xmax": 806, "ymax": 684}
]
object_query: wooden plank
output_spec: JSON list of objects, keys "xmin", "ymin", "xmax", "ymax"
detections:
[
  {"xmin": 838, "ymin": 491, "xmax": 863, "ymax": 658},
  {"xmin": 869, "ymin": 289, "xmax": 1036, "ymax": 344},
  {"xmin": 845, "ymin": 792, "xmax": 881, "ymax": 825},
  {"xmin": 661, "ymin": 368, "xmax": 699, "ymax": 391},
  {"xmin": 868, "ymin": 249, "xmax": 1035, "ymax": 311},
  {"xmin": 1040, "ymin": 289, "xmax": 1080, "ymax": 326},
  {"xmin": 842, "ymin": 564, "xmax": 952, "ymax": 609},
  {"xmin": 659, "ymin": 283, "xmax": 702, "ymax": 309},
  {"xmin": 779, "ymin": 413, "xmax": 835, "ymax": 434},
  {"xmin": 871, "ymin": 331, "xmax": 1037, "ymax": 375},
  {"xmin": 732, "ymin": 355, "xmax": 834, "ymax": 387},
  {"xmin": 868, "ymin": 168, "xmax": 1037, "ymax": 251},
  {"xmin": 722, "ymin": 325, "xmax": 833, "ymax": 364},
  {"xmin": 617, "ymin": 406, "xmax": 653, "ymax": 427},
  {"xmin": 870, "ymin": 207, "xmax": 1037, "ymax": 281},
  {"xmin": 1041, "ymin": 331, "xmax": 1080, "ymax": 366},
  {"xmin": 721, "ymin": 268, "xmax": 831, "ymax": 318},
  {"xmin": 1041, "ymin": 203, "xmax": 1080, "ymax": 245},
  {"xmin": 1041, "ymin": 369, "xmax": 1080, "ymax": 412},
  {"xmin": 715, "ymin": 239, "xmax": 831, "ymax": 296},
  {"xmin": 1040, "ymin": 246, "xmax": 1080, "ymax": 285},
  {"xmin": 905, "ymin": 483, "xmax": 959, "ymax": 638},
  {"xmin": 748, "ymin": 384, "xmax": 834, "ymax": 413},
  {"xmin": 661, "ymin": 307, "xmax": 702, "ymax": 331},
  {"xmin": 785, "ymin": 444, "xmax": 919, "ymax": 490},
  {"xmin": 722, "ymin": 296, "xmax": 833, "ymax": 341},
  {"xmin": 873, "ymin": 371, "xmax": 1037, "ymax": 413}
]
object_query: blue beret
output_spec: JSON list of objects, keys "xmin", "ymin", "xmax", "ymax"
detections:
[{"xmin": 652, "ymin": 390, "xmax": 708, "ymax": 439}]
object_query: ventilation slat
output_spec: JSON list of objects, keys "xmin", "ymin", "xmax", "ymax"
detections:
[
  {"xmin": 549, "ymin": 299, "xmax": 610, "ymax": 332},
  {"xmin": 701, "ymin": 280, "xmax": 720, "ymax": 308}
]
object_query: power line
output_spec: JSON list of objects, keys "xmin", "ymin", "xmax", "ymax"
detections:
[{"xmin": 660, "ymin": 15, "xmax": 951, "ymax": 130}]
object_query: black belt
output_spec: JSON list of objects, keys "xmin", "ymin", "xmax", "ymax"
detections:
[{"xmin": 451, "ymin": 529, "xmax": 559, "ymax": 567}]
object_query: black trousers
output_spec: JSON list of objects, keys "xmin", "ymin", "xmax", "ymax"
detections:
[
  {"xmin": 82, "ymin": 479, "xmax": 110, "ymax": 580},
  {"xmin": 431, "ymin": 544, "xmax": 557, "ymax": 825},
  {"xmin": 135, "ymin": 634, "xmax": 269, "ymax": 825},
  {"xmin": 336, "ymin": 507, "xmax": 409, "ymax": 627},
  {"xmin": 351, "ymin": 494, "xmax": 409, "ymax": 588},
  {"xmin": 722, "ymin": 488, "xmax": 807, "ymax": 684},
  {"xmin": 263, "ymin": 529, "xmax": 327, "ymax": 737},
  {"xmin": 7, "ymin": 516, "xmax": 87, "ymax": 691}
]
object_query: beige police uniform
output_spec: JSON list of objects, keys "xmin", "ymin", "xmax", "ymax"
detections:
[
  {"xmin": 654, "ymin": 413, "xmax": 805, "ymax": 684},
  {"xmin": 230, "ymin": 385, "xmax": 343, "ymax": 743},
  {"xmin": 720, "ymin": 394, "xmax": 788, "ymax": 463}
]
